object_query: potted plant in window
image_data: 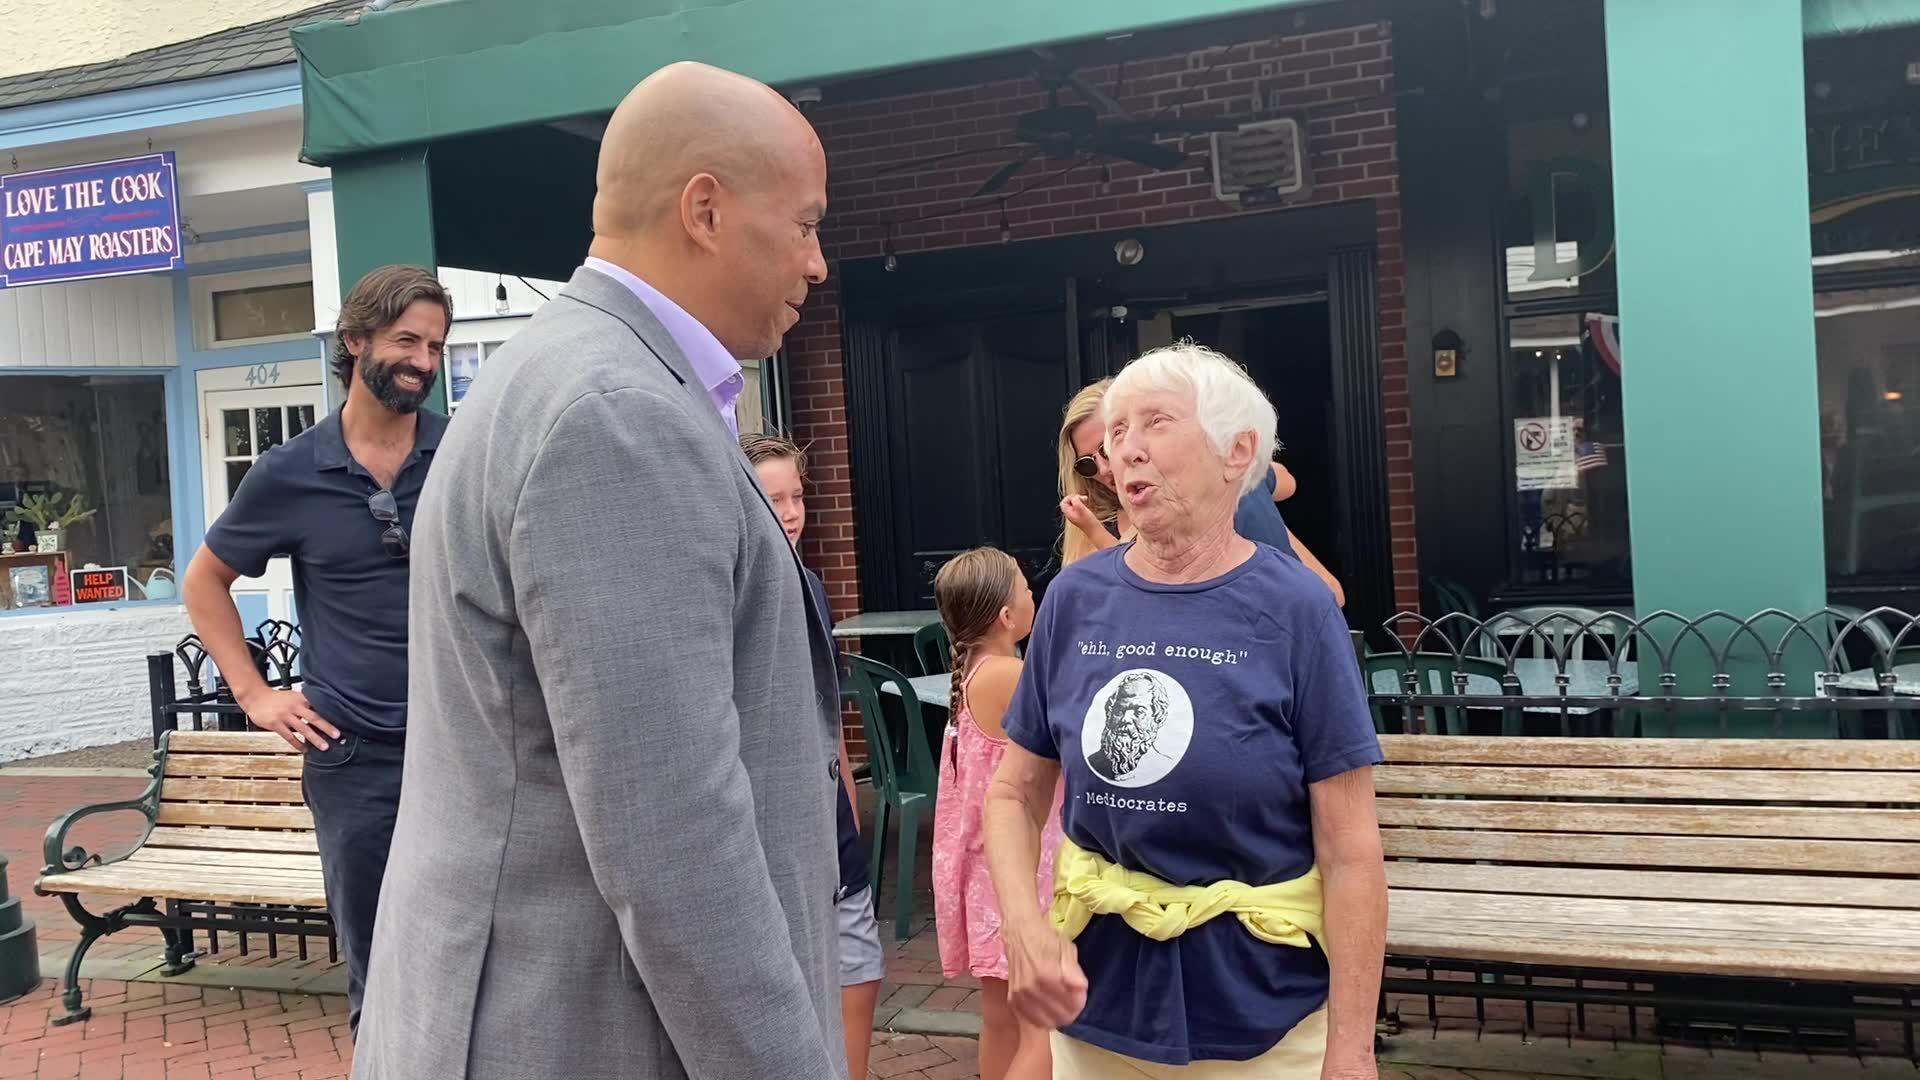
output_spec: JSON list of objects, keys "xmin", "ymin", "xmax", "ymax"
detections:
[{"xmin": 3, "ymin": 493, "xmax": 97, "ymax": 554}]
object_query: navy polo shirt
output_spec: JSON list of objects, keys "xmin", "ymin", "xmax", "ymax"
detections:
[
  {"xmin": 202, "ymin": 408, "xmax": 445, "ymax": 741},
  {"xmin": 805, "ymin": 567, "xmax": 871, "ymax": 900},
  {"xmin": 1234, "ymin": 464, "xmax": 1300, "ymax": 559}
]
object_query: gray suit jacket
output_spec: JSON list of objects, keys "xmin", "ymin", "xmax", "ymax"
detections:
[{"xmin": 353, "ymin": 267, "xmax": 845, "ymax": 1079}]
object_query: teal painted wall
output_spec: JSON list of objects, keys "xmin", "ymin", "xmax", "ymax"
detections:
[
  {"xmin": 1605, "ymin": 0, "xmax": 1826, "ymax": 620},
  {"xmin": 330, "ymin": 148, "xmax": 445, "ymax": 413}
]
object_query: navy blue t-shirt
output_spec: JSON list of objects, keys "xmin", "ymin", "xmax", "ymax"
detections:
[
  {"xmin": 1003, "ymin": 543, "xmax": 1381, "ymax": 1064},
  {"xmin": 805, "ymin": 567, "xmax": 870, "ymax": 900},
  {"xmin": 202, "ymin": 409, "xmax": 444, "ymax": 741},
  {"xmin": 1233, "ymin": 463, "xmax": 1299, "ymax": 558}
]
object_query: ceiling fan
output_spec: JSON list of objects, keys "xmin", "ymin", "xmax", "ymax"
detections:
[{"xmin": 880, "ymin": 50, "xmax": 1243, "ymax": 197}]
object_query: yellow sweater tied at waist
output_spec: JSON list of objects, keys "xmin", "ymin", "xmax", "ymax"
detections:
[{"xmin": 1049, "ymin": 835, "xmax": 1325, "ymax": 949}]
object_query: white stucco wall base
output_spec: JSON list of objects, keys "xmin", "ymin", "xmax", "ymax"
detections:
[{"xmin": 0, "ymin": 606, "xmax": 194, "ymax": 762}]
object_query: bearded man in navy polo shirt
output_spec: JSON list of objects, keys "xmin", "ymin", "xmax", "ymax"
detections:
[{"xmin": 182, "ymin": 265, "xmax": 453, "ymax": 1035}]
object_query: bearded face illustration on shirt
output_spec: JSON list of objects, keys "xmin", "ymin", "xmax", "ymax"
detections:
[{"xmin": 1090, "ymin": 671, "xmax": 1168, "ymax": 781}]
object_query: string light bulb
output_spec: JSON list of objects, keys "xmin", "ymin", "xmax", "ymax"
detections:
[{"xmin": 999, "ymin": 199, "xmax": 1011, "ymax": 244}]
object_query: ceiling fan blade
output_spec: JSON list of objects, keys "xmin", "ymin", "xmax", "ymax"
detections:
[
  {"xmin": 1098, "ymin": 137, "xmax": 1187, "ymax": 171},
  {"xmin": 875, "ymin": 145, "xmax": 1007, "ymax": 177},
  {"xmin": 974, "ymin": 151, "xmax": 1037, "ymax": 196},
  {"xmin": 1065, "ymin": 71, "xmax": 1130, "ymax": 119},
  {"xmin": 1106, "ymin": 113, "xmax": 1242, "ymax": 137}
]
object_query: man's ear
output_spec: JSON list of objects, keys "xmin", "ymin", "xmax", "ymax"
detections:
[{"xmin": 681, "ymin": 173, "xmax": 724, "ymax": 255}]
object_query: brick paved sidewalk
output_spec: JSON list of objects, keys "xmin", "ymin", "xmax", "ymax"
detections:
[{"xmin": 0, "ymin": 978, "xmax": 351, "ymax": 1080}]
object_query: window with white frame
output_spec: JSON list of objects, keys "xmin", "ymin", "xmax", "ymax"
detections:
[{"xmin": 192, "ymin": 267, "xmax": 316, "ymax": 349}]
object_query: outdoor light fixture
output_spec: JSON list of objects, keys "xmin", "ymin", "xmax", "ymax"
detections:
[
  {"xmin": 1432, "ymin": 329, "xmax": 1464, "ymax": 378},
  {"xmin": 494, "ymin": 278, "xmax": 510, "ymax": 315},
  {"xmin": 1114, "ymin": 237, "xmax": 1145, "ymax": 266}
]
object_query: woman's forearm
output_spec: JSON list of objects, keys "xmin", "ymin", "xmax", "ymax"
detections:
[
  {"xmin": 984, "ymin": 784, "xmax": 1049, "ymax": 935},
  {"xmin": 1311, "ymin": 768, "xmax": 1386, "ymax": 1076},
  {"xmin": 1319, "ymin": 849, "xmax": 1386, "ymax": 1072}
]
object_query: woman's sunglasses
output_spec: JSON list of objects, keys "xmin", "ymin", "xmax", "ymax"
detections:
[{"xmin": 1072, "ymin": 446, "xmax": 1108, "ymax": 478}]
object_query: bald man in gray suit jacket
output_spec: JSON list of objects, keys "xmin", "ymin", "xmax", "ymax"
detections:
[{"xmin": 352, "ymin": 62, "xmax": 842, "ymax": 1079}]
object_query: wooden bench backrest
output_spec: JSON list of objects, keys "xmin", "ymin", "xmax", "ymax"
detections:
[
  {"xmin": 1376, "ymin": 735, "xmax": 1920, "ymax": 909},
  {"xmin": 149, "ymin": 730, "xmax": 316, "ymax": 856}
]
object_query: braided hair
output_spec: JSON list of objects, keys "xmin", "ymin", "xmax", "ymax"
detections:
[{"xmin": 932, "ymin": 547, "xmax": 1022, "ymax": 721}]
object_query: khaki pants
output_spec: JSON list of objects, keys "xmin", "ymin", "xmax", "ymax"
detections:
[{"xmin": 1050, "ymin": 1008, "xmax": 1327, "ymax": 1078}]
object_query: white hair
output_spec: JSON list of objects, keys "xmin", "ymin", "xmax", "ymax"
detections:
[{"xmin": 1104, "ymin": 342, "xmax": 1277, "ymax": 499}]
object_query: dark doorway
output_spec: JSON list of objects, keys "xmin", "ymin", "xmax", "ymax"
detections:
[
  {"xmin": 884, "ymin": 309, "xmax": 1072, "ymax": 605},
  {"xmin": 1169, "ymin": 297, "xmax": 1341, "ymax": 579}
]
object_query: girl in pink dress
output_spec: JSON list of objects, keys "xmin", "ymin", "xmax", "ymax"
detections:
[{"xmin": 932, "ymin": 547, "xmax": 1063, "ymax": 1080}]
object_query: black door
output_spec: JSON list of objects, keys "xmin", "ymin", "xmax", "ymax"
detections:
[
  {"xmin": 884, "ymin": 310, "xmax": 1072, "ymax": 606},
  {"xmin": 1170, "ymin": 299, "xmax": 1341, "ymax": 579}
]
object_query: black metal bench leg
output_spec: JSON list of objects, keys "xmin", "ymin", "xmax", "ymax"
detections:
[
  {"xmin": 159, "ymin": 917, "xmax": 197, "ymax": 977},
  {"xmin": 48, "ymin": 893, "xmax": 152, "ymax": 1026}
]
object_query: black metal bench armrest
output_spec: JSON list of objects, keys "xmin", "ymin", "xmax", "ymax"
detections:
[{"xmin": 40, "ymin": 742, "xmax": 166, "ymax": 874}]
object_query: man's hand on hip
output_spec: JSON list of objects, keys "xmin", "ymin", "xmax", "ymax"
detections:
[{"xmin": 238, "ymin": 686, "xmax": 340, "ymax": 751}]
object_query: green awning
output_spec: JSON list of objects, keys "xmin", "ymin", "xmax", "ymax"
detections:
[
  {"xmin": 1804, "ymin": 0, "xmax": 1920, "ymax": 37},
  {"xmin": 291, "ymin": 0, "xmax": 1313, "ymax": 165}
]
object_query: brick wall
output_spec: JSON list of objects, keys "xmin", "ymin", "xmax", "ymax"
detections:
[{"xmin": 788, "ymin": 15, "xmax": 1421, "ymax": 745}]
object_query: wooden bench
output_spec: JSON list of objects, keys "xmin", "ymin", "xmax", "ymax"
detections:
[
  {"xmin": 35, "ymin": 730, "xmax": 331, "ymax": 1025},
  {"xmin": 1379, "ymin": 735, "xmax": 1920, "ymax": 1051}
]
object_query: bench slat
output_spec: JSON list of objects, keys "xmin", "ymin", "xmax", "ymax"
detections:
[
  {"xmin": 145, "ymin": 827, "xmax": 317, "ymax": 854},
  {"xmin": 1384, "ymin": 828, "xmax": 1919, "ymax": 874},
  {"xmin": 1377, "ymin": 798, "xmax": 1920, "ymax": 841},
  {"xmin": 161, "ymin": 779, "xmax": 305, "ymax": 805},
  {"xmin": 120, "ymin": 849, "xmax": 321, "ymax": 873},
  {"xmin": 166, "ymin": 731, "xmax": 295, "ymax": 754},
  {"xmin": 1381, "ymin": 735, "xmax": 1920, "ymax": 771},
  {"xmin": 155, "ymin": 803, "xmax": 314, "ymax": 831},
  {"xmin": 112, "ymin": 860, "xmax": 323, "ymax": 888},
  {"xmin": 1394, "ymin": 889, "xmax": 1920, "ymax": 948},
  {"xmin": 1388, "ymin": 922, "xmax": 1920, "ymax": 983},
  {"xmin": 1386, "ymin": 862, "xmax": 1920, "ymax": 910},
  {"xmin": 1375, "ymin": 764, "xmax": 1920, "ymax": 802},
  {"xmin": 164, "ymin": 754, "xmax": 303, "ymax": 779},
  {"xmin": 36, "ymin": 864, "xmax": 324, "ymax": 907}
]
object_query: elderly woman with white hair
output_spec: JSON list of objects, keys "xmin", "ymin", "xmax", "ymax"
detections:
[{"xmin": 986, "ymin": 343, "xmax": 1386, "ymax": 1078}]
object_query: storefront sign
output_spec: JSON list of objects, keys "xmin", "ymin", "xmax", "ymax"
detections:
[
  {"xmin": 1515, "ymin": 417, "xmax": 1579, "ymax": 492},
  {"xmin": 1807, "ymin": 104, "xmax": 1920, "ymax": 257},
  {"xmin": 0, "ymin": 153, "xmax": 183, "ymax": 289},
  {"xmin": 70, "ymin": 566, "xmax": 130, "ymax": 604}
]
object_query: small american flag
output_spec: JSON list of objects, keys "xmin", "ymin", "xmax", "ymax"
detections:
[{"xmin": 1576, "ymin": 441, "xmax": 1608, "ymax": 471}]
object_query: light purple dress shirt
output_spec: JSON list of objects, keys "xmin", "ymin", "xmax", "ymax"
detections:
[{"xmin": 583, "ymin": 256, "xmax": 745, "ymax": 435}]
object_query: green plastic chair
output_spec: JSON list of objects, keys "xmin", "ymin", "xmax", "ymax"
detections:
[
  {"xmin": 913, "ymin": 621, "xmax": 952, "ymax": 676},
  {"xmin": 1363, "ymin": 652, "xmax": 1515, "ymax": 735},
  {"xmin": 844, "ymin": 654, "xmax": 942, "ymax": 939}
]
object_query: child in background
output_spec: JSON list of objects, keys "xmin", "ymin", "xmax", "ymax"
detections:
[
  {"xmin": 931, "ymin": 547, "xmax": 1062, "ymax": 1080},
  {"xmin": 739, "ymin": 432, "xmax": 880, "ymax": 1080}
]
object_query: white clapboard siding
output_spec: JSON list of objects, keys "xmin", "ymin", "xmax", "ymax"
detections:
[{"xmin": 0, "ymin": 274, "xmax": 177, "ymax": 367}]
